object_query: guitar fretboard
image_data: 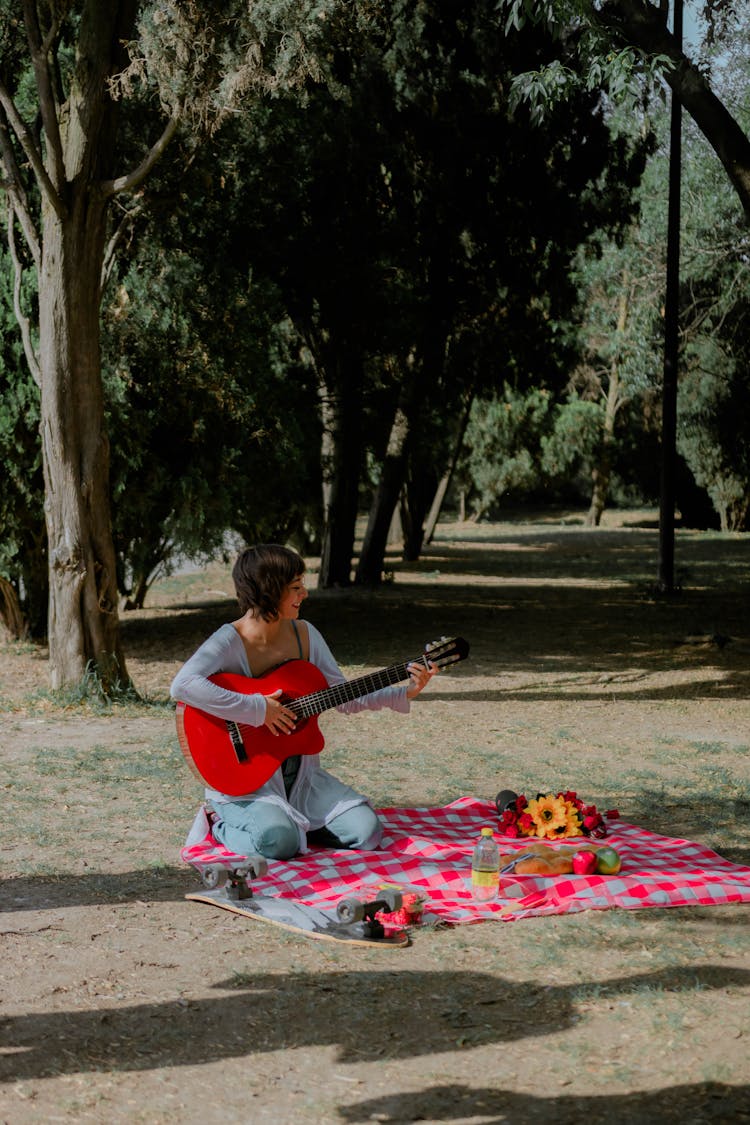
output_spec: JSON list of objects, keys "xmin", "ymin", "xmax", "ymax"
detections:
[{"xmin": 291, "ymin": 660, "xmax": 417, "ymax": 718}]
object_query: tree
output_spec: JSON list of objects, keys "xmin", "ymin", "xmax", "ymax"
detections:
[
  {"xmin": 0, "ymin": 1, "xmax": 342, "ymax": 690},
  {"xmin": 675, "ymin": 117, "xmax": 750, "ymax": 530},
  {"xmin": 563, "ymin": 17, "xmax": 750, "ymax": 529},
  {"xmin": 567, "ymin": 211, "xmax": 664, "ymax": 525},
  {"xmin": 502, "ymin": 0, "xmax": 750, "ymax": 220}
]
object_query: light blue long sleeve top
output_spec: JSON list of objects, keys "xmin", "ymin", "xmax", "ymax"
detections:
[{"xmin": 171, "ymin": 620, "xmax": 410, "ymax": 839}]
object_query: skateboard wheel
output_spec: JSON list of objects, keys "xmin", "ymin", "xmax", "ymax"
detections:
[
  {"xmin": 246, "ymin": 855, "xmax": 268, "ymax": 879},
  {"xmin": 336, "ymin": 897, "xmax": 365, "ymax": 924},
  {"xmin": 200, "ymin": 864, "xmax": 228, "ymax": 890},
  {"xmin": 376, "ymin": 888, "xmax": 403, "ymax": 912}
]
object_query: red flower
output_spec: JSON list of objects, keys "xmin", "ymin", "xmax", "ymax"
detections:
[
  {"xmin": 504, "ymin": 822, "xmax": 520, "ymax": 838},
  {"xmin": 518, "ymin": 812, "xmax": 535, "ymax": 834},
  {"xmin": 514, "ymin": 795, "xmax": 528, "ymax": 814},
  {"xmin": 605, "ymin": 809, "xmax": 620, "ymax": 819}
]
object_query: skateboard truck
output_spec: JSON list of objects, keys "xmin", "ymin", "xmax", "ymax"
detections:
[
  {"xmin": 198, "ymin": 856, "xmax": 269, "ymax": 900},
  {"xmin": 335, "ymin": 888, "xmax": 403, "ymax": 939}
]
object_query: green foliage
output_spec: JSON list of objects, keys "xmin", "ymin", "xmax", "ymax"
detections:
[
  {"xmin": 111, "ymin": 0, "xmax": 349, "ymax": 125},
  {"xmin": 225, "ymin": 0, "xmax": 649, "ymax": 458},
  {"xmin": 461, "ymin": 386, "xmax": 556, "ymax": 517},
  {"xmin": 541, "ymin": 396, "xmax": 604, "ymax": 478},
  {"xmin": 461, "ymin": 386, "xmax": 620, "ymax": 519},
  {"xmin": 678, "ymin": 339, "xmax": 750, "ymax": 531},
  {"xmin": 500, "ymin": 0, "xmax": 674, "ymax": 125},
  {"xmin": 102, "ymin": 191, "xmax": 321, "ymax": 605}
]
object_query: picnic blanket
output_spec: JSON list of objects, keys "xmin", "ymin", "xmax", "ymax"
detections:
[{"xmin": 181, "ymin": 796, "xmax": 750, "ymax": 923}]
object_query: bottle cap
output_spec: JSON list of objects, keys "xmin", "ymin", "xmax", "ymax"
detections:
[{"xmin": 480, "ymin": 826, "xmax": 494, "ymax": 836}]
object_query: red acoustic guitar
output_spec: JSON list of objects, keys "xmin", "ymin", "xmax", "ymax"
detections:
[{"xmin": 175, "ymin": 635, "xmax": 469, "ymax": 795}]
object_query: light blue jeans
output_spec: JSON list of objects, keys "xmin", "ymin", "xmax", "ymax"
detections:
[{"xmin": 212, "ymin": 799, "xmax": 383, "ymax": 860}]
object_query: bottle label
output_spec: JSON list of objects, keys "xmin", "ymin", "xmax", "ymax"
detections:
[{"xmin": 471, "ymin": 869, "xmax": 498, "ymax": 888}]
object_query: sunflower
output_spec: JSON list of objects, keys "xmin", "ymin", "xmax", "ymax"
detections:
[
  {"xmin": 526, "ymin": 794, "xmax": 569, "ymax": 839},
  {"xmin": 561, "ymin": 800, "xmax": 584, "ymax": 838}
]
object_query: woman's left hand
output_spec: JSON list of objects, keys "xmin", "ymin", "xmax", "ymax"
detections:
[{"xmin": 406, "ymin": 659, "xmax": 438, "ymax": 700}]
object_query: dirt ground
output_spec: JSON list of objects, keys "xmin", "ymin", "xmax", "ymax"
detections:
[{"xmin": 1, "ymin": 510, "xmax": 749, "ymax": 1125}]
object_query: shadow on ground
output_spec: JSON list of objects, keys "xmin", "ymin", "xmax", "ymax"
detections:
[
  {"xmin": 1, "ymin": 964, "xmax": 748, "ymax": 1083},
  {"xmin": 339, "ymin": 1080, "xmax": 749, "ymax": 1124}
]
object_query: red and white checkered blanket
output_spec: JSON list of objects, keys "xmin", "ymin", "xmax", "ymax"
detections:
[{"xmin": 181, "ymin": 796, "xmax": 750, "ymax": 923}]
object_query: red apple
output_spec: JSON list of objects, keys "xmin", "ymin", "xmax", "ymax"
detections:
[{"xmin": 572, "ymin": 850, "xmax": 598, "ymax": 875}]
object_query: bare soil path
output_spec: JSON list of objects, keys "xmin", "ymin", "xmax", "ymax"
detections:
[{"xmin": 1, "ymin": 511, "xmax": 749, "ymax": 1124}]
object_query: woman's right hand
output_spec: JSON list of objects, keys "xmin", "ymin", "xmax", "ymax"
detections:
[{"xmin": 263, "ymin": 688, "xmax": 298, "ymax": 736}]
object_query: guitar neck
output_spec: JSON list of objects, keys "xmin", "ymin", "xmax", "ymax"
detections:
[{"xmin": 291, "ymin": 659, "xmax": 416, "ymax": 719}]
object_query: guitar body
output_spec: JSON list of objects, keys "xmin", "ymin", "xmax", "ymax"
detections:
[
  {"xmin": 175, "ymin": 635, "xmax": 470, "ymax": 798},
  {"xmin": 176, "ymin": 661, "xmax": 329, "ymax": 796}
]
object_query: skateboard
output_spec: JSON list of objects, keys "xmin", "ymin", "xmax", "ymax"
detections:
[{"xmin": 185, "ymin": 858, "xmax": 410, "ymax": 948}]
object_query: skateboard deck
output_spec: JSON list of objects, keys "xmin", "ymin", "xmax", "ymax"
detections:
[
  {"xmin": 184, "ymin": 856, "xmax": 409, "ymax": 947},
  {"xmin": 185, "ymin": 886, "xmax": 410, "ymax": 947}
]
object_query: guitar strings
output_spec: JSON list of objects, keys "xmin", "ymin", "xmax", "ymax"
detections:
[{"xmin": 289, "ymin": 644, "xmax": 460, "ymax": 719}]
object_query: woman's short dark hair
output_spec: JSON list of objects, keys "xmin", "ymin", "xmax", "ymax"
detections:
[{"xmin": 232, "ymin": 544, "xmax": 305, "ymax": 621}]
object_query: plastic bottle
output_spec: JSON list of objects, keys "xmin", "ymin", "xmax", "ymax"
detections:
[{"xmin": 471, "ymin": 826, "xmax": 500, "ymax": 902}]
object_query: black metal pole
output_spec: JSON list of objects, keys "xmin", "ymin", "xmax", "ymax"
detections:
[{"xmin": 657, "ymin": 0, "xmax": 683, "ymax": 593}]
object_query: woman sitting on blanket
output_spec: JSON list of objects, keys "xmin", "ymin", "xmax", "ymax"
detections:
[{"xmin": 171, "ymin": 544, "xmax": 437, "ymax": 860}]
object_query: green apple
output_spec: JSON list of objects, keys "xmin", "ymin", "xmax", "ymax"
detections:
[{"xmin": 595, "ymin": 846, "xmax": 622, "ymax": 875}]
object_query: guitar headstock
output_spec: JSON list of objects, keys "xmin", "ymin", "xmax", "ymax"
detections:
[{"xmin": 422, "ymin": 635, "xmax": 470, "ymax": 669}]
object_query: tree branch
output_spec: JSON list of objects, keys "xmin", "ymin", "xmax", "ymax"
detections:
[
  {"xmin": 22, "ymin": 0, "xmax": 67, "ymax": 192},
  {"xmin": 6, "ymin": 201, "xmax": 41, "ymax": 388},
  {"xmin": 0, "ymin": 78, "xmax": 66, "ymax": 219},
  {"xmin": 99, "ymin": 114, "xmax": 181, "ymax": 200},
  {"xmin": 597, "ymin": 0, "xmax": 750, "ymax": 219},
  {"xmin": 0, "ymin": 105, "xmax": 41, "ymax": 267},
  {"xmin": 101, "ymin": 198, "xmax": 145, "ymax": 289}
]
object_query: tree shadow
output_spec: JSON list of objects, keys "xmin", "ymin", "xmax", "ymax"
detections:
[
  {"xmin": 1, "ymin": 964, "xmax": 748, "ymax": 1083},
  {"xmin": 338, "ymin": 1080, "xmax": 749, "ymax": 1123},
  {"xmin": 124, "ymin": 575, "xmax": 750, "ymax": 702},
  {"xmin": 0, "ymin": 867, "xmax": 191, "ymax": 913}
]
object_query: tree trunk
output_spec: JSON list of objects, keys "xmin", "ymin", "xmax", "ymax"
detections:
[
  {"xmin": 39, "ymin": 193, "xmax": 128, "ymax": 690},
  {"xmin": 355, "ymin": 306, "xmax": 456, "ymax": 581},
  {"xmin": 317, "ymin": 355, "xmax": 363, "ymax": 587},
  {"xmin": 355, "ymin": 350, "xmax": 427, "ymax": 586},
  {"xmin": 0, "ymin": 577, "xmax": 27, "ymax": 640},
  {"xmin": 585, "ymin": 369, "xmax": 619, "ymax": 527},
  {"xmin": 424, "ymin": 390, "xmax": 474, "ymax": 544},
  {"xmin": 34, "ymin": 1, "xmax": 138, "ymax": 690},
  {"xmin": 355, "ymin": 399, "xmax": 411, "ymax": 585},
  {"xmin": 585, "ymin": 280, "xmax": 629, "ymax": 528},
  {"xmin": 401, "ymin": 461, "xmax": 438, "ymax": 561}
]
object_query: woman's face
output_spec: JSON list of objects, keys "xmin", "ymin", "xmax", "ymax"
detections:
[{"xmin": 277, "ymin": 574, "xmax": 308, "ymax": 619}]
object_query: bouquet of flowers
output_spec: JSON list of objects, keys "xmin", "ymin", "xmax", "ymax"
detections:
[{"xmin": 495, "ymin": 789, "xmax": 619, "ymax": 841}]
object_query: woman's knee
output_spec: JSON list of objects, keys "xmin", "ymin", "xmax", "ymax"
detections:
[
  {"xmin": 327, "ymin": 805, "xmax": 383, "ymax": 850},
  {"xmin": 214, "ymin": 803, "xmax": 300, "ymax": 860},
  {"xmin": 253, "ymin": 819, "xmax": 299, "ymax": 859}
]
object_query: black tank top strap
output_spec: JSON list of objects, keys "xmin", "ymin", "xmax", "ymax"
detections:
[{"xmin": 291, "ymin": 619, "xmax": 304, "ymax": 660}]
